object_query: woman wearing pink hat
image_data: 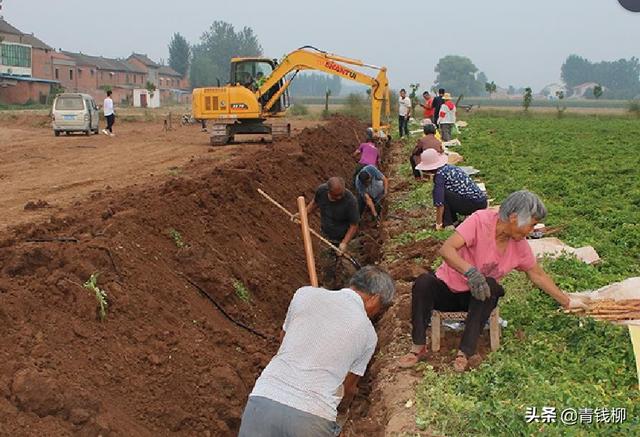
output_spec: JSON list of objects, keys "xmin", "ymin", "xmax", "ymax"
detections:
[{"xmin": 415, "ymin": 149, "xmax": 487, "ymax": 229}]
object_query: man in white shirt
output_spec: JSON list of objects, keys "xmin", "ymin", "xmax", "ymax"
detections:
[
  {"xmin": 239, "ymin": 266, "xmax": 395, "ymax": 437},
  {"xmin": 398, "ymin": 88, "xmax": 412, "ymax": 138},
  {"xmin": 102, "ymin": 90, "xmax": 115, "ymax": 137}
]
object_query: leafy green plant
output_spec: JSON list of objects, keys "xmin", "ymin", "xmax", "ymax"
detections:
[
  {"xmin": 522, "ymin": 87, "xmax": 533, "ymax": 111},
  {"xmin": 168, "ymin": 228, "xmax": 186, "ymax": 248},
  {"xmin": 233, "ymin": 279, "xmax": 251, "ymax": 303},
  {"xmin": 145, "ymin": 81, "xmax": 157, "ymax": 98},
  {"xmin": 408, "ymin": 83, "xmax": 420, "ymax": 114},
  {"xmin": 83, "ymin": 273, "xmax": 108, "ymax": 321}
]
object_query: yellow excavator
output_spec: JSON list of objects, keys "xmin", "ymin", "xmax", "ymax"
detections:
[{"xmin": 191, "ymin": 46, "xmax": 391, "ymax": 145}]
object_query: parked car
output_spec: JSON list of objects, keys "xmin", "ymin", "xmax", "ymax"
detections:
[{"xmin": 52, "ymin": 93, "xmax": 100, "ymax": 136}]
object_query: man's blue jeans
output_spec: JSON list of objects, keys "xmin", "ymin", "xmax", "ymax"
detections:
[{"xmin": 239, "ymin": 396, "xmax": 341, "ymax": 437}]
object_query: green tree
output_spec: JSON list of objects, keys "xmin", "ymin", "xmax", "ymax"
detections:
[
  {"xmin": 434, "ymin": 55, "xmax": 484, "ymax": 96},
  {"xmin": 485, "ymin": 81, "xmax": 497, "ymax": 98},
  {"xmin": 555, "ymin": 90, "xmax": 567, "ymax": 117},
  {"xmin": 593, "ymin": 84, "xmax": 603, "ymax": 99},
  {"xmin": 561, "ymin": 54, "xmax": 592, "ymax": 88},
  {"xmin": 168, "ymin": 33, "xmax": 191, "ymax": 77},
  {"xmin": 522, "ymin": 87, "xmax": 533, "ymax": 111},
  {"xmin": 190, "ymin": 21, "xmax": 263, "ymax": 88}
]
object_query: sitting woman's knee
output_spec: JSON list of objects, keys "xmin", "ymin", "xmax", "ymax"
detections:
[{"xmin": 412, "ymin": 272, "xmax": 439, "ymax": 297}]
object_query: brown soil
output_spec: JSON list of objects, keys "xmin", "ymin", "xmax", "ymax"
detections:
[
  {"xmin": 0, "ymin": 116, "xmax": 375, "ymax": 436},
  {"xmin": 0, "ymin": 113, "xmax": 321, "ymax": 231}
]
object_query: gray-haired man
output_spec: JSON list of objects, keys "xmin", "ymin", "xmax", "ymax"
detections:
[{"xmin": 239, "ymin": 266, "xmax": 395, "ymax": 437}]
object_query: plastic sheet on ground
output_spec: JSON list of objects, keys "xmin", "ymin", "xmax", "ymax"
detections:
[
  {"xmin": 446, "ymin": 151, "xmax": 463, "ymax": 164},
  {"xmin": 443, "ymin": 318, "xmax": 508, "ymax": 332},
  {"xmin": 569, "ymin": 277, "xmax": 640, "ymax": 385},
  {"xmin": 527, "ymin": 237, "xmax": 601, "ymax": 264},
  {"xmin": 460, "ymin": 166, "xmax": 480, "ymax": 175},
  {"xmin": 442, "ymin": 139, "xmax": 462, "ymax": 147}
]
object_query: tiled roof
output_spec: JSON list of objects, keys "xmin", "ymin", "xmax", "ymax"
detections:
[
  {"xmin": 0, "ymin": 18, "xmax": 22, "ymax": 35},
  {"xmin": 129, "ymin": 53, "xmax": 159, "ymax": 68},
  {"xmin": 61, "ymin": 51, "xmax": 146, "ymax": 73},
  {"xmin": 0, "ymin": 18, "xmax": 52, "ymax": 50},
  {"xmin": 158, "ymin": 66, "xmax": 182, "ymax": 77}
]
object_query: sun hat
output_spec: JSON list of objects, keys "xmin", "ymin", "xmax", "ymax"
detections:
[
  {"xmin": 443, "ymin": 93, "xmax": 452, "ymax": 100},
  {"xmin": 416, "ymin": 148, "xmax": 448, "ymax": 171}
]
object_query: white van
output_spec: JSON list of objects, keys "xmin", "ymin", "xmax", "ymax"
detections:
[{"xmin": 52, "ymin": 93, "xmax": 100, "ymax": 136}]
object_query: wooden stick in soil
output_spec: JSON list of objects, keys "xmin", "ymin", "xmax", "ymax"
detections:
[{"xmin": 297, "ymin": 196, "xmax": 318, "ymax": 287}]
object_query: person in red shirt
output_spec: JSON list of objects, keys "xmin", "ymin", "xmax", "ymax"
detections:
[{"xmin": 419, "ymin": 91, "xmax": 434, "ymax": 121}]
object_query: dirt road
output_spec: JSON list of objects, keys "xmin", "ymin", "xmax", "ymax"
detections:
[{"xmin": 0, "ymin": 114, "xmax": 320, "ymax": 230}]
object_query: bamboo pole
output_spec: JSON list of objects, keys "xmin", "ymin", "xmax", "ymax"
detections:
[{"xmin": 297, "ymin": 196, "xmax": 318, "ymax": 287}]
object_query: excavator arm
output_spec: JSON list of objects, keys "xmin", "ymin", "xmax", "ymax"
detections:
[{"xmin": 257, "ymin": 46, "xmax": 391, "ymax": 134}]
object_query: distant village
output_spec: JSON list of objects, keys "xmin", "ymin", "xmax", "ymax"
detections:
[{"xmin": 0, "ymin": 17, "xmax": 190, "ymax": 107}]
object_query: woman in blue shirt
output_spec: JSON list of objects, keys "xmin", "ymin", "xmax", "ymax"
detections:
[{"xmin": 416, "ymin": 149, "xmax": 487, "ymax": 229}]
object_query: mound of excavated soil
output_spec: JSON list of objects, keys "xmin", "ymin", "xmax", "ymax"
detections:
[{"xmin": 0, "ymin": 117, "xmax": 375, "ymax": 436}]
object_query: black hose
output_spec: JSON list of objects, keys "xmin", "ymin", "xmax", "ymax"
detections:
[{"xmin": 176, "ymin": 271, "xmax": 275, "ymax": 342}]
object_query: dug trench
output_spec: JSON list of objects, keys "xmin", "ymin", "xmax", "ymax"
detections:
[
  {"xmin": 0, "ymin": 116, "xmax": 396, "ymax": 436},
  {"xmin": 342, "ymin": 133, "xmax": 494, "ymax": 436}
]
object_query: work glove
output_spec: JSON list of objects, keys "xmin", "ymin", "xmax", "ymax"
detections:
[{"xmin": 464, "ymin": 267, "xmax": 491, "ymax": 301}]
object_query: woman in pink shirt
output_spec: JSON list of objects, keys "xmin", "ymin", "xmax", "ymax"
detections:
[
  {"xmin": 352, "ymin": 128, "xmax": 380, "ymax": 182},
  {"xmin": 398, "ymin": 191, "xmax": 586, "ymax": 371}
]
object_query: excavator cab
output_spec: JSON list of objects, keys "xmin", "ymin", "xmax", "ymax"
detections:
[{"xmin": 230, "ymin": 58, "xmax": 288, "ymax": 113}]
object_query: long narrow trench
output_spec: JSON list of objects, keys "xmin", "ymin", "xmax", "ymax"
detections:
[{"xmin": 342, "ymin": 135, "xmax": 443, "ymax": 436}]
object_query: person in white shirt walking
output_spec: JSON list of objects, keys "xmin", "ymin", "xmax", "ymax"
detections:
[
  {"xmin": 398, "ymin": 88, "xmax": 412, "ymax": 138},
  {"xmin": 102, "ymin": 90, "xmax": 115, "ymax": 137},
  {"xmin": 238, "ymin": 266, "xmax": 395, "ymax": 437},
  {"xmin": 437, "ymin": 93, "xmax": 457, "ymax": 141}
]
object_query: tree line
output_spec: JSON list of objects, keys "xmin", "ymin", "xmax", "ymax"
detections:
[
  {"xmin": 167, "ymin": 22, "xmax": 343, "ymax": 95},
  {"xmin": 561, "ymin": 54, "xmax": 640, "ymax": 99},
  {"xmin": 167, "ymin": 23, "xmax": 640, "ymax": 100}
]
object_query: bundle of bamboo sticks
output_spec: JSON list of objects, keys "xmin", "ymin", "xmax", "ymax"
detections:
[{"xmin": 566, "ymin": 299, "xmax": 640, "ymax": 321}]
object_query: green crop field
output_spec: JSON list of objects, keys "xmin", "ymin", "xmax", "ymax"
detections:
[{"xmin": 401, "ymin": 113, "xmax": 640, "ymax": 436}]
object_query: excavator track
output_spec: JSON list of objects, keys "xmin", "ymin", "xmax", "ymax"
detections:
[
  {"xmin": 209, "ymin": 123, "xmax": 231, "ymax": 146},
  {"xmin": 267, "ymin": 122, "xmax": 291, "ymax": 142}
]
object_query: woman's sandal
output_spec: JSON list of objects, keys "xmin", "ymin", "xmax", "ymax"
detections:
[
  {"xmin": 453, "ymin": 352, "xmax": 468, "ymax": 373},
  {"xmin": 398, "ymin": 346, "xmax": 428, "ymax": 368}
]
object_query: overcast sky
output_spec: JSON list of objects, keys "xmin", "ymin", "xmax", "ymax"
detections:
[{"xmin": 3, "ymin": 0, "xmax": 639, "ymax": 91}]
